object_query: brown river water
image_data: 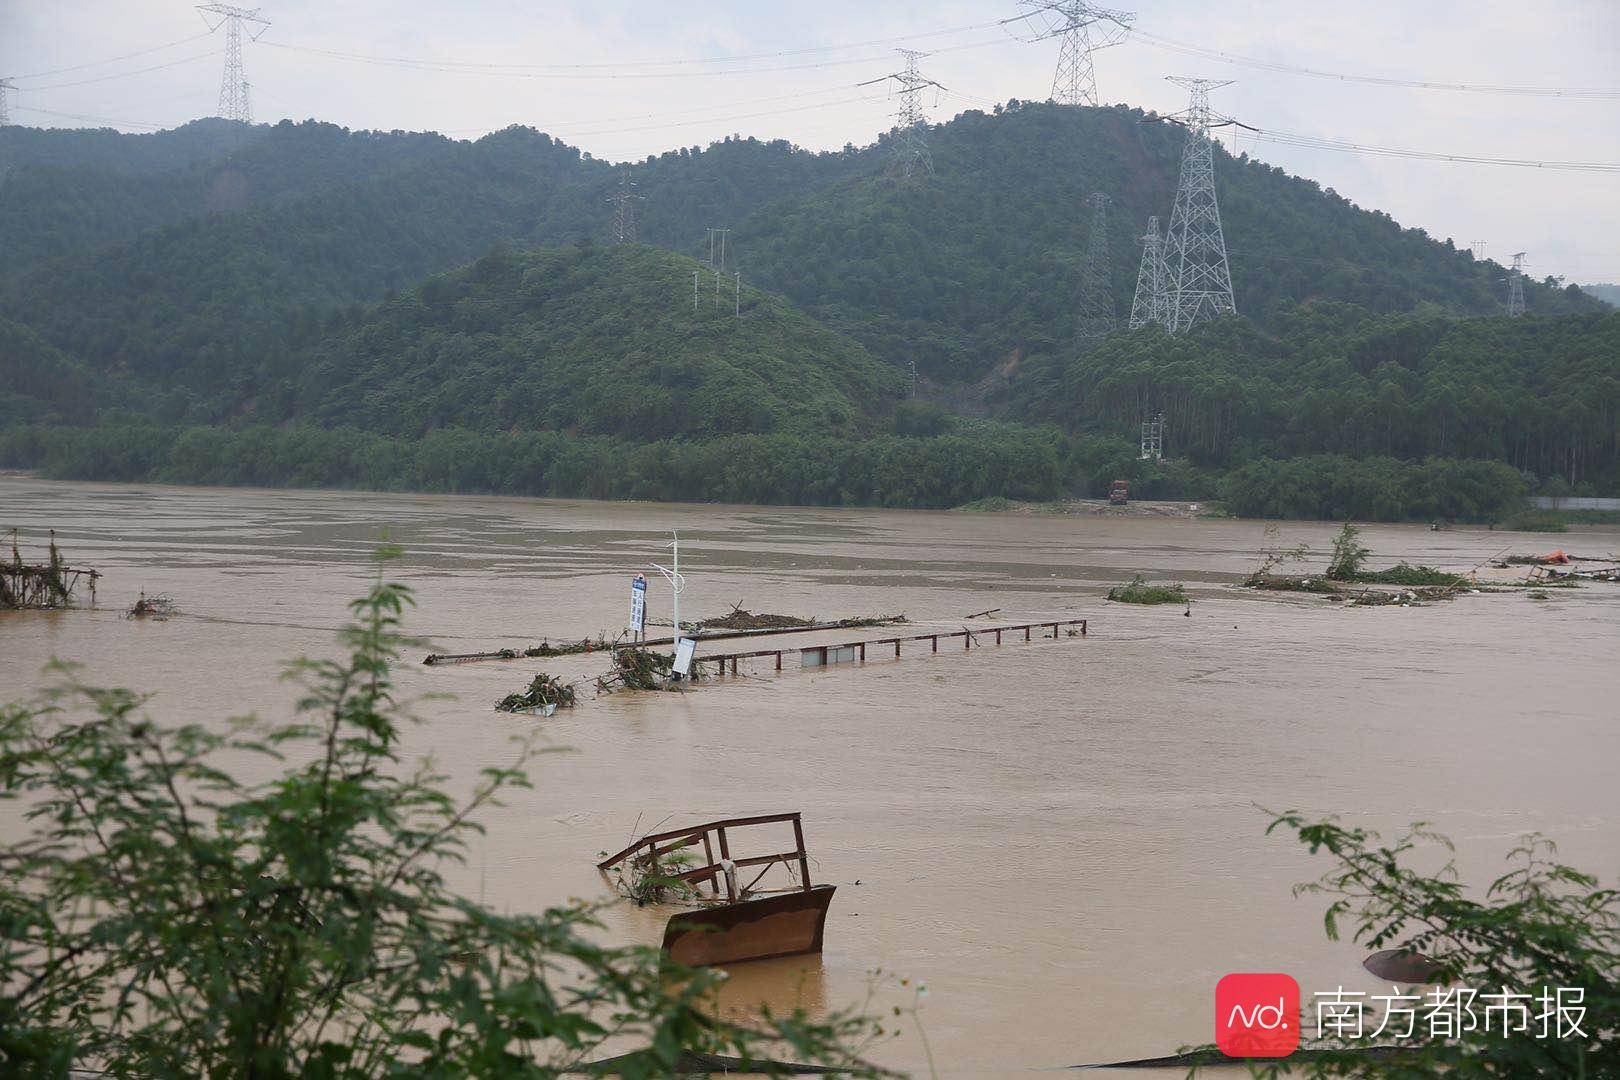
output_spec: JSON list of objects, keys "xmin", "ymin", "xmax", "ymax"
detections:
[{"xmin": 3, "ymin": 477, "xmax": 1618, "ymax": 1077}]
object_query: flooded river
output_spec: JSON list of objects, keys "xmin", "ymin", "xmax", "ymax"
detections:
[{"xmin": 3, "ymin": 477, "xmax": 1617, "ymax": 1076}]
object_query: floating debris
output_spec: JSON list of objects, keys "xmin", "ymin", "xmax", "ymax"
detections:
[
  {"xmin": 1, "ymin": 530, "xmax": 99, "ymax": 611},
  {"xmin": 595, "ymin": 647, "xmax": 680, "ymax": 693},
  {"xmin": 699, "ymin": 604, "xmax": 812, "ymax": 631},
  {"xmin": 1348, "ymin": 586, "xmax": 1458, "ymax": 607},
  {"xmin": 125, "ymin": 591, "xmax": 177, "ymax": 620},
  {"xmin": 495, "ymin": 672, "xmax": 576, "ymax": 715},
  {"xmin": 596, "ymin": 812, "xmax": 835, "ymax": 968},
  {"xmin": 424, "ymin": 633, "xmax": 625, "ymax": 665}
]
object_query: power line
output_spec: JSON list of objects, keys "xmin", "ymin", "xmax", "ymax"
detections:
[
  {"xmin": 253, "ymin": 17, "xmax": 1020, "ymax": 75},
  {"xmin": 256, "ymin": 33, "xmax": 1022, "ymax": 81},
  {"xmin": 12, "ymin": 49, "xmax": 223, "ymax": 92},
  {"xmin": 9, "ymin": 31, "xmax": 216, "ymax": 82},
  {"xmin": 12, "ymin": 104, "xmax": 171, "ymax": 131},
  {"xmin": 1124, "ymin": 26, "xmax": 1620, "ymax": 100},
  {"xmin": 1242, "ymin": 125, "xmax": 1620, "ymax": 173}
]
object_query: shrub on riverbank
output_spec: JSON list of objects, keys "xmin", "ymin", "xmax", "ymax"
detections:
[{"xmin": 1106, "ymin": 575, "xmax": 1187, "ymax": 605}]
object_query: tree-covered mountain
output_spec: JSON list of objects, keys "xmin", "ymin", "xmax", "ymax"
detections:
[
  {"xmin": 1, "ymin": 101, "xmax": 1614, "ymax": 510},
  {"xmin": 2, "ymin": 103, "xmax": 1597, "ymax": 396},
  {"xmin": 1580, "ymin": 283, "xmax": 1620, "ymax": 308},
  {"xmin": 284, "ymin": 244, "xmax": 904, "ymax": 439},
  {"xmin": 0, "ymin": 120, "xmax": 467, "ymax": 271}
]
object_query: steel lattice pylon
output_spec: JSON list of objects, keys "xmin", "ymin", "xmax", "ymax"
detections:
[
  {"xmin": 197, "ymin": 4, "xmax": 269, "ymax": 124},
  {"xmin": 610, "ymin": 173, "xmax": 643, "ymax": 244},
  {"xmin": 1075, "ymin": 191, "xmax": 1116, "ymax": 345},
  {"xmin": 1018, "ymin": 1, "xmax": 1135, "ymax": 108},
  {"xmin": 1128, "ymin": 214, "xmax": 1168, "ymax": 329},
  {"xmin": 0, "ymin": 78, "xmax": 12, "ymax": 127},
  {"xmin": 1507, "ymin": 251, "xmax": 1527, "ymax": 316},
  {"xmin": 1162, "ymin": 77, "xmax": 1237, "ymax": 332},
  {"xmin": 860, "ymin": 49, "xmax": 945, "ymax": 180}
]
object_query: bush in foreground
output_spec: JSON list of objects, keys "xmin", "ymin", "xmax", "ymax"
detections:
[{"xmin": 1235, "ymin": 814, "xmax": 1620, "ymax": 1076}]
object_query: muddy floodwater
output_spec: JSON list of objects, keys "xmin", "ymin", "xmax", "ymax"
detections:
[{"xmin": 3, "ymin": 477, "xmax": 1618, "ymax": 1076}]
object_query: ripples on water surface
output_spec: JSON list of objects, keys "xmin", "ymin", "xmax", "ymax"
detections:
[{"xmin": 3, "ymin": 478, "xmax": 1617, "ymax": 1076}]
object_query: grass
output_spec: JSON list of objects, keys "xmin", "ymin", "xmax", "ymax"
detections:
[
  {"xmin": 954, "ymin": 496, "xmax": 1016, "ymax": 512},
  {"xmin": 1106, "ymin": 574, "xmax": 1188, "ymax": 605}
]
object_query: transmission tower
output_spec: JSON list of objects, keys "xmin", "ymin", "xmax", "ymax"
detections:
[
  {"xmin": 1161, "ymin": 77, "xmax": 1237, "ymax": 333},
  {"xmin": 1128, "ymin": 215, "xmax": 1169, "ymax": 329},
  {"xmin": 1017, "ymin": 1, "xmax": 1135, "ymax": 107},
  {"xmin": 610, "ymin": 173, "xmax": 643, "ymax": 244},
  {"xmin": 859, "ymin": 50, "xmax": 945, "ymax": 180},
  {"xmin": 197, "ymin": 5, "xmax": 269, "ymax": 124},
  {"xmin": 1507, "ymin": 251, "xmax": 1527, "ymax": 316},
  {"xmin": 1075, "ymin": 192, "xmax": 1116, "ymax": 345},
  {"xmin": 1140, "ymin": 413, "xmax": 1164, "ymax": 459},
  {"xmin": 0, "ymin": 78, "xmax": 13, "ymax": 127}
]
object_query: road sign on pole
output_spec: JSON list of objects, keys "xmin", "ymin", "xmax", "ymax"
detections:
[{"xmin": 630, "ymin": 574, "xmax": 647, "ymax": 634}]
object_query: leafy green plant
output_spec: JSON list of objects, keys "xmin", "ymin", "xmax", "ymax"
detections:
[
  {"xmin": 0, "ymin": 559, "xmax": 881, "ymax": 1076},
  {"xmin": 1243, "ymin": 813, "xmax": 1620, "ymax": 1076},
  {"xmin": 608, "ymin": 846, "xmax": 699, "ymax": 908},
  {"xmin": 1106, "ymin": 574, "xmax": 1187, "ymax": 605},
  {"xmin": 1326, "ymin": 523, "xmax": 1371, "ymax": 581}
]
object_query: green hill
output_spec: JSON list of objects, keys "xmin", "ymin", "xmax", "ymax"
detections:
[
  {"xmin": 285, "ymin": 244, "xmax": 903, "ymax": 439},
  {"xmin": 2, "ymin": 103, "xmax": 1598, "ymax": 404},
  {"xmin": 1, "ymin": 102, "xmax": 1614, "ymax": 512}
]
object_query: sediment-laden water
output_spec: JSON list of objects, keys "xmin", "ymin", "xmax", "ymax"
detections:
[{"xmin": 3, "ymin": 477, "xmax": 1617, "ymax": 1076}]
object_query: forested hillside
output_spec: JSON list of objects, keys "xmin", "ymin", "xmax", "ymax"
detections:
[
  {"xmin": 1581, "ymin": 283, "xmax": 1620, "ymax": 308},
  {"xmin": 0, "ymin": 120, "xmax": 465, "ymax": 270},
  {"xmin": 1007, "ymin": 303, "xmax": 1620, "ymax": 491},
  {"xmin": 286, "ymin": 244, "xmax": 904, "ymax": 439},
  {"xmin": 1, "ymin": 101, "xmax": 1613, "ymax": 514}
]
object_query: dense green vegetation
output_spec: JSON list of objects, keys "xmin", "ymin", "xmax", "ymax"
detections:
[
  {"xmin": 288, "ymin": 244, "xmax": 904, "ymax": 439},
  {"xmin": 0, "ymin": 424, "xmax": 1067, "ymax": 509},
  {"xmin": 1011, "ymin": 304, "xmax": 1620, "ymax": 493},
  {"xmin": 1579, "ymin": 282, "xmax": 1619, "ymax": 307},
  {"xmin": 1218, "ymin": 455, "xmax": 1527, "ymax": 522},
  {"xmin": 1, "ymin": 103, "xmax": 1611, "ymax": 515}
]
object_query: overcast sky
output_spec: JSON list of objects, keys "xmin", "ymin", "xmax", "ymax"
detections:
[{"xmin": 6, "ymin": 1, "xmax": 1618, "ymax": 283}]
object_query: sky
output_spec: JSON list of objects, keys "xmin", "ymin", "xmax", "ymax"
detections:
[{"xmin": 5, "ymin": 1, "xmax": 1619, "ymax": 283}]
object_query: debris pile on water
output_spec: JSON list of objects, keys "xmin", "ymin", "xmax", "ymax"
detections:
[
  {"xmin": 700, "ymin": 605, "xmax": 813, "ymax": 631},
  {"xmin": 495, "ymin": 672, "xmax": 576, "ymax": 714},
  {"xmin": 595, "ymin": 648, "xmax": 679, "ymax": 693},
  {"xmin": 125, "ymin": 591, "xmax": 177, "ymax": 620}
]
